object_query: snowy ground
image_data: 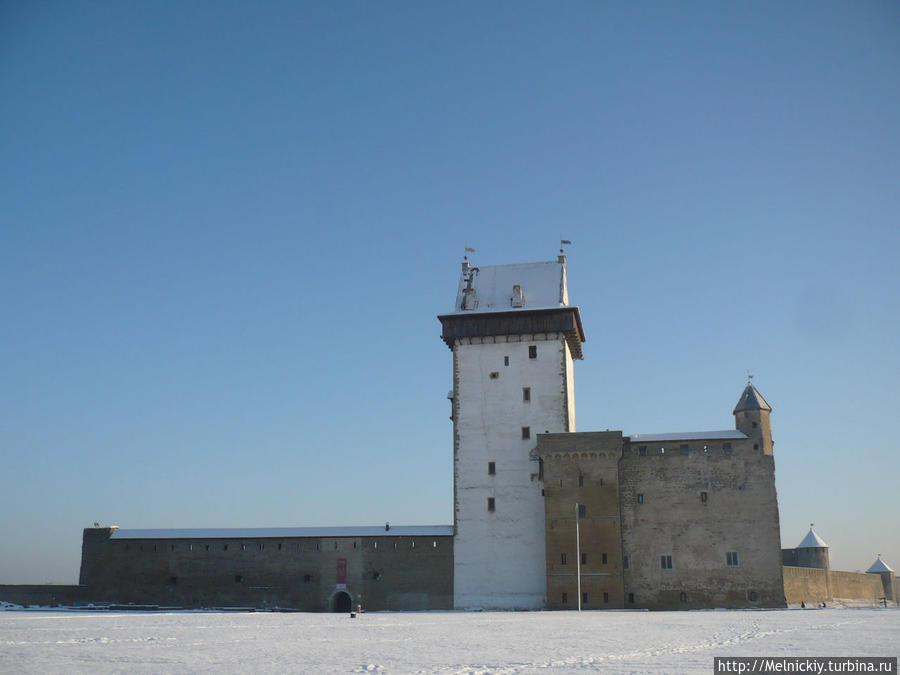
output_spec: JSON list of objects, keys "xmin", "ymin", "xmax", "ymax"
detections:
[{"xmin": 1, "ymin": 607, "xmax": 897, "ymax": 674}]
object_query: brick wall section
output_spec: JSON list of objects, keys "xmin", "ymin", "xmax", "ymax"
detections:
[
  {"xmin": 0, "ymin": 585, "xmax": 94, "ymax": 607},
  {"xmin": 75, "ymin": 528, "xmax": 452, "ymax": 610},
  {"xmin": 783, "ymin": 567, "xmax": 829, "ymax": 604},
  {"xmin": 829, "ymin": 571, "xmax": 883, "ymax": 602},
  {"xmin": 539, "ymin": 432, "xmax": 625, "ymax": 610},
  {"xmin": 619, "ymin": 437, "xmax": 785, "ymax": 609}
]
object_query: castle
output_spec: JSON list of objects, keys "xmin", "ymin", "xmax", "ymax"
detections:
[{"xmin": 1, "ymin": 256, "xmax": 895, "ymax": 611}]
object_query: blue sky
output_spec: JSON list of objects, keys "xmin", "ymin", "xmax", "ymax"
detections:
[{"xmin": 1, "ymin": 1, "xmax": 897, "ymax": 584}]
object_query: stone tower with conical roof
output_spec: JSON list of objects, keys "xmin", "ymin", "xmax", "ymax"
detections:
[{"xmin": 734, "ymin": 382, "xmax": 773, "ymax": 455}]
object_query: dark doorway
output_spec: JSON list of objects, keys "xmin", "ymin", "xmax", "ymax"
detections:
[{"xmin": 331, "ymin": 591, "xmax": 352, "ymax": 613}]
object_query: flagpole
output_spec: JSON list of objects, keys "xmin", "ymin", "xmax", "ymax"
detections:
[{"xmin": 575, "ymin": 502, "xmax": 582, "ymax": 612}]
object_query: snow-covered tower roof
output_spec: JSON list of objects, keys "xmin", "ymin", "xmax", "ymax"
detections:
[
  {"xmin": 866, "ymin": 556, "xmax": 894, "ymax": 574},
  {"xmin": 438, "ymin": 256, "xmax": 585, "ymax": 359},
  {"xmin": 451, "ymin": 259, "xmax": 569, "ymax": 314},
  {"xmin": 733, "ymin": 383, "xmax": 772, "ymax": 414},
  {"xmin": 797, "ymin": 527, "xmax": 828, "ymax": 548}
]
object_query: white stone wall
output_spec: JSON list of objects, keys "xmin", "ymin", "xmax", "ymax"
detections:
[{"xmin": 453, "ymin": 333, "xmax": 575, "ymax": 609}]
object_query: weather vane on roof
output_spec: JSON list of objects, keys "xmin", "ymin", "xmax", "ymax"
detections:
[
  {"xmin": 463, "ymin": 245, "xmax": 475, "ymax": 261},
  {"xmin": 810, "ymin": 522, "xmax": 815, "ymax": 529},
  {"xmin": 560, "ymin": 237, "xmax": 571, "ymax": 254},
  {"xmin": 747, "ymin": 370, "xmax": 754, "ymax": 384}
]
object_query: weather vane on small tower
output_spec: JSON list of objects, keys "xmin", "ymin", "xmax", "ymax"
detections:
[
  {"xmin": 747, "ymin": 370, "xmax": 754, "ymax": 384},
  {"xmin": 463, "ymin": 245, "xmax": 475, "ymax": 261},
  {"xmin": 560, "ymin": 237, "xmax": 572, "ymax": 254}
]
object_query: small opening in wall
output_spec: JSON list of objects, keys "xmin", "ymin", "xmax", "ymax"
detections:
[
  {"xmin": 637, "ymin": 494, "xmax": 644, "ymax": 504},
  {"xmin": 582, "ymin": 592, "xmax": 588, "ymax": 605},
  {"xmin": 490, "ymin": 371, "xmax": 499, "ymax": 379},
  {"xmin": 603, "ymin": 592, "xmax": 609, "ymax": 603},
  {"xmin": 623, "ymin": 555, "xmax": 629, "ymax": 569},
  {"xmin": 680, "ymin": 591, "xmax": 687, "ymax": 603},
  {"xmin": 581, "ymin": 553, "xmax": 587, "ymax": 565},
  {"xmin": 661, "ymin": 555, "xmax": 673, "ymax": 569},
  {"xmin": 504, "ymin": 356, "xmax": 509, "ymax": 366},
  {"xmin": 205, "ymin": 544, "xmax": 210, "ymax": 551},
  {"xmin": 235, "ymin": 575, "xmax": 243, "ymax": 583},
  {"xmin": 700, "ymin": 491, "xmax": 708, "ymax": 503},
  {"xmin": 223, "ymin": 544, "xmax": 228, "ymax": 551},
  {"xmin": 529, "ymin": 345, "xmax": 537, "ymax": 359},
  {"xmin": 723, "ymin": 442, "xmax": 733, "ymax": 453},
  {"xmin": 523, "ymin": 387, "xmax": 531, "ymax": 402},
  {"xmin": 578, "ymin": 504, "xmax": 586, "ymax": 517},
  {"xmin": 752, "ymin": 421, "xmax": 758, "ymax": 428},
  {"xmin": 562, "ymin": 592, "xmax": 568, "ymax": 604},
  {"xmin": 747, "ymin": 590, "xmax": 758, "ymax": 602},
  {"xmin": 680, "ymin": 444, "xmax": 689, "ymax": 455},
  {"xmin": 373, "ymin": 542, "xmax": 378, "ymax": 549},
  {"xmin": 278, "ymin": 543, "xmax": 282, "ymax": 551},
  {"xmin": 660, "ymin": 446, "xmax": 665, "ymax": 454},
  {"xmin": 334, "ymin": 542, "xmax": 338, "ymax": 550},
  {"xmin": 602, "ymin": 552, "xmax": 608, "ymax": 565},
  {"xmin": 578, "ymin": 474, "xmax": 584, "ymax": 487},
  {"xmin": 304, "ymin": 574, "xmax": 312, "ymax": 583},
  {"xmin": 753, "ymin": 443, "xmax": 759, "ymax": 451},
  {"xmin": 639, "ymin": 445, "xmax": 647, "ymax": 456},
  {"xmin": 170, "ymin": 544, "xmax": 175, "ymax": 551},
  {"xmin": 372, "ymin": 571, "xmax": 382, "ymax": 581},
  {"xmin": 727, "ymin": 551, "xmax": 740, "ymax": 567},
  {"xmin": 241, "ymin": 544, "xmax": 247, "ymax": 551},
  {"xmin": 353, "ymin": 542, "xmax": 357, "ymax": 549},
  {"xmin": 628, "ymin": 593, "xmax": 635, "ymax": 604},
  {"xmin": 258, "ymin": 543, "xmax": 264, "ymax": 551},
  {"xmin": 189, "ymin": 544, "xmax": 193, "ymax": 552},
  {"xmin": 521, "ymin": 426, "xmax": 530, "ymax": 440},
  {"xmin": 393, "ymin": 542, "xmax": 397, "ymax": 549},
  {"xmin": 169, "ymin": 576, "xmax": 178, "ymax": 585},
  {"xmin": 561, "ymin": 553, "xmax": 567, "ymax": 565},
  {"xmin": 488, "ymin": 461, "xmax": 495, "ymax": 475},
  {"xmin": 433, "ymin": 541, "xmax": 437, "ymax": 548},
  {"xmin": 487, "ymin": 497, "xmax": 496, "ymax": 512}
]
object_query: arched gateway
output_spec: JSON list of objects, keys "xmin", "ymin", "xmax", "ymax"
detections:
[{"xmin": 330, "ymin": 590, "xmax": 352, "ymax": 613}]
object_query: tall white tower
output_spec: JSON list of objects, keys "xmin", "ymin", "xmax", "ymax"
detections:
[{"xmin": 438, "ymin": 256, "xmax": 585, "ymax": 609}]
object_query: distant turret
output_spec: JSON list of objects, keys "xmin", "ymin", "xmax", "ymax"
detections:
[
  {"xmin": 866, "ymin": 556, "xmax": 896, "ymax": 604},
  {"xmin": 733, "ymin": 383, "xmax": 773, "ymax": 455},
  {"xmin": 795, "ymin": 526, "xmax": 830, "ymax": 570}
]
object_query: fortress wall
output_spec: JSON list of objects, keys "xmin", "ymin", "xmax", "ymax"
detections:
[
  {"xmin": 783, "ymin": 566, "xmax": 828, "ymax": 604},
  {"xmin": 0, "ymin": 585, "xmax": 94, "ymax": 607},
  {"xmin": 619, "ymin": 440, "xmax": 784, "ymax": 609},
  {"xmin": 76, "ymin": 529, "xmax": 452, "ymax": 610},
  {"xmin": 829, "ymin": 570, "xmax": 883, "ymax": 602}
]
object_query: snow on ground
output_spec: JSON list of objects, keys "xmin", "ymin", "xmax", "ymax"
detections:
[{"xmin": 1, "ymin": 608, "xmax": 897, "ymax": 674}]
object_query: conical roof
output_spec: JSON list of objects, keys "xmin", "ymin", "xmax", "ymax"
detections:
[
  {"xmin": 798, "ymin": 527, "xmax": 828, "ymax": 548},
  {"xmin": 866, "ymin": 557, "xmax": 894, "ymax": 574},
  {"xmin": 733, "ymin": 383, "xmax": 772, "ymax": 414}
]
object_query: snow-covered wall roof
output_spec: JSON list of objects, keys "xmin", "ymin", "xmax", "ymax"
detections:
[
  {"xmin": 110, "ymin": 526, "xmax": 453, "ymax": 539},
  {"xmin": 451, "ymin": 260, "xmax": 568, "ymax": 314},
  {"xmin": 627, "ymin": 430, "xmax": 748, "ymax": 442}
]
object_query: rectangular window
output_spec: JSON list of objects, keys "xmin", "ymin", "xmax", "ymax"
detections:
[
  {"xmin": 628, "ymin": 592, "xmax": 635, "ymax": 604},
  {"xmin": 700, "ymin": 491, "xmax": 708, "ymax": 503},
  {"xmin": 639, "ymin": 445, "xmax": 647, "ymax": 456},
  {"xmin": 522, "ymin": 387, "xmax": 531, "ymax": 402},
  {"xmin": 578, "ymin": 504, "xmax": 586, "ymax": 517},
  {"xmin": 562, "ymin": 592, "xmax": 568, "ymax": 604},
  {"xmin": 581, "ymin": 553, "xmax": 587, "ymax": 565},
  {"xmin": 489, "ymin": 371, "xmax": 499, "ymax": 379},
  {"xmin": 680, "ymin": 444, "xmax": 689, "ymax": 455},
  {"xmin": 661, "ymin": 555, "xmax": 673, "ymax": 569},
  {"xmin": 727, "ymin": 551, "xmax": 740, "ymax": 567},
  {"xmin": 487, "ymin": 497, "xmax": 495, "ymax": 512},
  {"xmin": 603, "ymin": 592, "xmax": 609, "ymax": 603},
  {"xmin": 303, "ymin": 574, "xmax": 312, "ymax": 583},
  {"xmin": 528, "ymin": 345, "xmax": 537, "ymax": 359},
  {"xmin": 488, "ymin": 461, "xmax": 496, "ymax": 475},
  {"xmin": 561, "ymin": 553, "xmax": 567, "ymax": 565},
  {"xmin": 637, "ymin": 494, "xmax": 644, "ymax": 504},
  {"xmin": 602, "ymin": 552, "xmax": 608, "ymax": 565},
  {"xmin": 578, "ymin": 474, "xmax": 584, "ymax": 487},
  {"xmin": 504, "ymin": 356, "xmax": 509, "ymax": 366},
  {"xmin": 582, "ymin": 592, "xmax": 588, "ymax": 604},
  {"xmin": 521, "ymin": 426, "xmax": 530, "ymax": 440},
  {"xmin": 623, "ymin": 555, "xmax": 629, "ymax": 569}
]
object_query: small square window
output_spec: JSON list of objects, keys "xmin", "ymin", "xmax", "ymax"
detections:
[
  {"xmin": 639, "ymin": 445, "xmax": 647, "ymax": 456},
  {"xmin": 488, "ymin": 461, "xmax": 496, "ymax": 475},
  {"xmin": 522, "ymin": 426, "xmax": 531, "ymax": 440},
  {"xmin": 489, "ymin": 371, "xmax": 499, "ymax": 379},
  {"xmin": 504, "ymin": 356, "xmax": 509, "ymax": 366},
  {"xmin": 528, "ymin": 345, "xmax": 537, "ymax": 359},
  {"xmin": 700, "ymin": 491, "xmax": 708, "ymax": 503},
  {"xmin": 578, "ymin": 504, "xmax": 586, "ymax": 517},
  {"xmin": 522, "ymin": 387, "xmax": 531, "ymax": 402},
  {"xmin": 487, "ymin": 497, "xmax": 495, "ymax": 512},
  {"xmin": 727, "ymin": 551, "xmax": 740, "ymax": 567},
  {"xmin": 661, "ymin": 555, "xmax": 673, "ymax": 569}
]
